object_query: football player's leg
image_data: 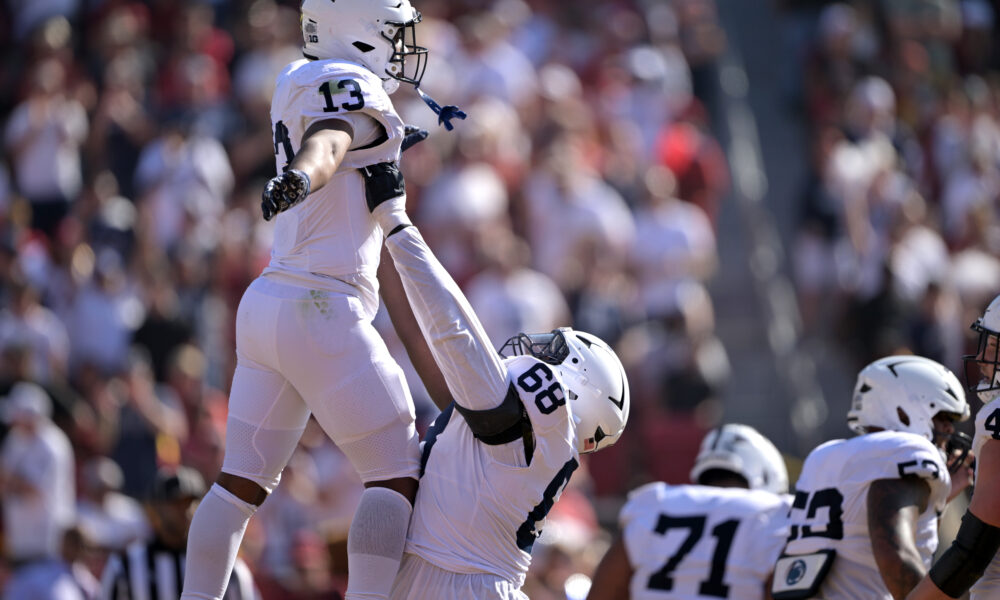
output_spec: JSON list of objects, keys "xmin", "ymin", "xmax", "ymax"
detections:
[
  {"xmin": 183, "ymin": 289, "xmax": 311, "ymax": 599},
  {"xmin": 282, "ymin": 298, "xmax": 420, "ymax": 600}
]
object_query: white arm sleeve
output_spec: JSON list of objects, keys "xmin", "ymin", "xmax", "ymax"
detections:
[{"xmin": 384, "ymin": 227, "xmax": 509, "ymax": 411}]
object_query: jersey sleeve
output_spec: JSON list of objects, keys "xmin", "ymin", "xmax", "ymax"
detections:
[
  {"xmin": 863, "ymin": 432, "xmax": 951, "ymax": 511},
  {"xmin": 743, "ymin": 495, "xmax": 792, "ymax": 577},
  {"xmin": 385, "ymin": 227, "xmax": 510, "ymax": 411},
  {"xmin": 283, "ymin": 61, "xmax": 403, "ymax": 168},
  {"xmin": 976, "ymin": 397, "xmax": 1000, "ymax": 444}
]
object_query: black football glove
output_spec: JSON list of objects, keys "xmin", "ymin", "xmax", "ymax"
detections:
[
  {"xmin": 401, "ymin": 125, "xmax": 429, "ymax": 152},
  {"xmin": 261, "ymin": 169, "xmax": 311, "ymax": 221},
  {"xmin": 360, "ymin": 162, "xmax": 405, "ymax": 213}
]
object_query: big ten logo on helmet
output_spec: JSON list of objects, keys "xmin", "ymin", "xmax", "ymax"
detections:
[{"xmin": 304, "ymin": 19, "xmax": 319, "ymax": 43}]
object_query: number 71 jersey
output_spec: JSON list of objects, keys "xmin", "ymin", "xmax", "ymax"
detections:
[{"xmin": 621, "ymin": 483, "xmax": 791, "ymax": 600}]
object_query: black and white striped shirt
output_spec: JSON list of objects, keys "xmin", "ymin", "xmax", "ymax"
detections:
[{"xmin": 99, "ymin": 541, "xmax": 257, "ymax": 600}]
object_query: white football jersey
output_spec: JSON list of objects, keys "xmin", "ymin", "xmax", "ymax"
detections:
[
  {"xmin": 783, "ymin": 431, "xmax": 950, "ymax": 600},
  {"xmin": 971, "ymin": 396, "xmax": 1000, "ymax": 600},
  {"xmin": 621, "ymin": 483, "xmax": 790, "ymax": 600},
  {"xmin": 405, "ymin": 354, "xmax": 579, "ymax": 587},
  {"xmin": 263, "ymin": 58, "xmax": 405, "ymax": 314}
]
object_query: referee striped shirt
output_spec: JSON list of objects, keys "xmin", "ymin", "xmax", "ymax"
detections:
[{"xmin": 99, "ymin": 541, "xmax": 256, "ymax": 600}]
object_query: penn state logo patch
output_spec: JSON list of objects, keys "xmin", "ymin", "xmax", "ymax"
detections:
[{"xmin": 786, "ymin": 559, "xmax": 807, "ymax": 585}]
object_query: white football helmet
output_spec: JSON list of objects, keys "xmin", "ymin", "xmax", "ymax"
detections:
[
  {"xmin": 964, "ymin": 294, "xmax": 1000, "ymax": 402},
  {"xmin": 300, "ymin": 0, "xmax": 428, "ymax": 93},
  {"xmin": 500, "ymin": 328, "xmax": 630, "ymax": 454},
  {"xmin": 848, "ymin": 355, "xmax": 969, "ymax": 446},
  {"xmin": 690, "ymin": 424, "xmax": 789, "ymax": 494}
]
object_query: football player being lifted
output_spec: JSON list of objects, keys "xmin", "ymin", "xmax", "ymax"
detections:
[
  {"xmin": 773, "ymin": 356, "xmax": 970, "ymax": 600},
  {"xmin": 587, "ymin": 424, "xmax": 791, "ymax": 600},
  {"xmin": 181, "ymin": 2, "xmax": 460, "ymax": 599},
  {"xmin": 908, "ymin": 294, "xmax": 1000, "ymax": 600},
  {"xmin": 358, "ymin": 162, "xmax": 629, "ymax": 599}
]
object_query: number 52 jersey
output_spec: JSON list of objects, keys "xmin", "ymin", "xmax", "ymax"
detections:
[
  {"xmin": 404, "ymin": 354, "xmax": 580, "ymax": 588},
  {"xmin": 620, "ymin": 482, "xmax": 791, "ymax": 600},
  {"xmin": 782, "ymin": 431, "xmax": 950, "ymax": 600}
]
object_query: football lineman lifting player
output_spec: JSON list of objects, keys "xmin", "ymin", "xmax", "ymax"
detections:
[{"xmin": 357, "ymin": 162, "xmax": 630, "ymax": 599}]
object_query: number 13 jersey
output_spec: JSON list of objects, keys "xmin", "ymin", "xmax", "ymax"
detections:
[
  {"xmin": 621, "ymin": 483, "xmax": 790, "ymax": 600},
  {"xmin": 784, "ymin": 431, "xmax": 950, "ymax": 600},
  {"xmin": 405, "ymin": 354, "xmax": 579, "ymax": 588},
  {"xmin": 264, "ymin": 58, "xmax": 405, "ymax": 314}
]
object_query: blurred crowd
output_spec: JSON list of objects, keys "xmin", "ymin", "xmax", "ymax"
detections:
[
  {"xmin": 0, "ymin": 0, "xmax": 732, "ymax": 596},
  {"xmin": 1, "ymin": 0, "xmax": 997, "ymax": 597},
  {"xmin": 784, "ymin": 0, "xmax": 1000, "ymax": 385}
]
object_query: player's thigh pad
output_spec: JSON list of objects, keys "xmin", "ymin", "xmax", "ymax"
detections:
[
  {"xmin": 223, "ymin": 364, "xmax": 311, "ymax": 492},
  {"xmin": 221, "ymin": 284, "xmax": 312, "ymax": 492},
  {"xmin": 274, "ymin": 290, "xmax": 420, "ymax": 482}
]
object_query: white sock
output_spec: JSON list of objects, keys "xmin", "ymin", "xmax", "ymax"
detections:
[
  {"xmin": 181, "ymin": 484, "xmax": 258, "ymax": 600},
  {"xmin": 345, "ymin": 487, "xmax": 413, "ymax": 600}
]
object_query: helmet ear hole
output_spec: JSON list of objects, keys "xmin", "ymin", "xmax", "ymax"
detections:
[
  {"xmin": 896, "ymin": 406, "xmax": 911, "ymax": 427},
  {"xmin": 353, "ymin": 41, "xmax": 375, "ymax": 53}
]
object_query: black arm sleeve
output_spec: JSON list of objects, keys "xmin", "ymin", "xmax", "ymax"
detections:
[{"xmin": 929, "ymin": 511, "xmax": 1000, "ymax": 598}]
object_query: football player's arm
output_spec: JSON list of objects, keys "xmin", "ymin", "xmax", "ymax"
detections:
[
  {"xmin": 261, "ymin": 119, "xmax": 354, "ymax": 220},
  {"xmin": 377, "ymin": 245, "xmax": 454, "ymax": 412},
  {"xmin": 586, "ymin": 534, "xmax": 632, "ymax": 600},
  {"xmin": 906, "ymin": 438, "xmax": 1000, "ymax": 600},
  {"xmin": 867, "ymin": 476, "xmax": 932, "ymax": 600},
  {"xmin": 287, "ymin": 119, "xmax": 354, "ymax": 191},
  {"xmin": 363, "ymin": 163, "xmax": 510, "ymax": 414}
]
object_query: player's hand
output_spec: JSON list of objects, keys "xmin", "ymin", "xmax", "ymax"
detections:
[
  {"xmin": 361, "ymin": 162, "xmax": 405, "ymax": 212},
  {"xmin": 947, "ymin": 449, "xmax": 975, "ymax": 502},
  {"xmin": 261, "ymin": 169, "xmax": 311, "ymax": 221},
  {"xmin": 401, "ymin": 125, "xmax": 429, "ymax": 152},
  {"xmin": 361, "ymin": 162, "xmax": 410, "ymax": 235}
]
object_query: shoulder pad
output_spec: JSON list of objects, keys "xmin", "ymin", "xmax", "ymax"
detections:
[
  {"xmin": 620, "ymin": 482, "xmax": 668, "ymax": 527},
  {"xmin": 288, "ymin": 60, "xmax": 391, "ymax": 119}
]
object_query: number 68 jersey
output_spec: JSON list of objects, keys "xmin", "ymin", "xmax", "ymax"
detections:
[
  {"xmin": 621, "ymin": 482, "xmax": 791, "ymax": 600},
  {"xmin": 404, "ymin": 354, "xmax": 580, "ymax": 588},
  {"xmin": 783, "ymin": 431, "xmax": 950, "ymax": 600}
]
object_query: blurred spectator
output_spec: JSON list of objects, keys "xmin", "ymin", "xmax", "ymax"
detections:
[
  {"xmin": 0, "ymin": 382, "xmax": 76, "ymax": 584},
  {"xmin": 464, "ymin": 224, "xmax": 570, "ymax": 347},
  {"xmin": 165, "ymin": 344, "xmax": 225, "ymax": 484},
  {"xmin": 523, "ymin": 133, "xmax": 636, "ymax": 297},
  {"xmin": 75, "ymin": 456, "xmax": 150, "ymax": 552},
  {"xmin": 64, "ymin": 249, "xmax": 142, "ymax": 376},
  {"xmin": 2, "ymin": 526, "xmax": 96, "ymax": 600},
  {"xmin": 628, "ymin": 164, "xmax": 717, "ymax": 321},
  {"xmin": 109, "ymin": 350, "xmax": 188, "ymax": 498},
  {"xmin": 0, "ymin": 272, "xmax": 69, "ymax": 383},
  {"xmin": 98, "ymin": 466, "xmax": 258, "ymax": 599},
  {"xmin": 3, "ymin": 57, "xmax": 88, "ymax": 237}
]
